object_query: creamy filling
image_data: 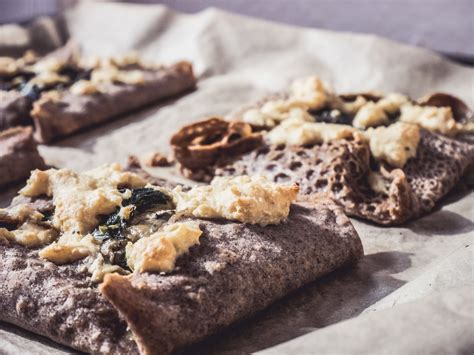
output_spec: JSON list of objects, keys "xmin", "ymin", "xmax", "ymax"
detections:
[
  {"xmin": 242, "ymin": 76, "xmax": 470, "ymax": 170},
  {"xmin": 126, "ymin": 222, "xmax": 202, "ymax": 273},
  {"xmin": 243, "ymin": 76, "xmax": 331, "ymax": 127},
  {"xmin": 364, "ymin": 122, "xmax": 420, "ymax": 168},
  {"xmin": 173, "ymin": 175, "xmax": 299, "ymax": 226},
  {"xmin": 4, "ymin": 166, "xmax": 297, "ymax": 281},
  {"xmin": 267, "ymin": 117, "xmax": 358, "ymax": 146},
  {"xmin": 399, "ymin": 104, "xmax": 462, "ymax": 136},
  {"xmin": 3, "ymin": 51, "xmax": 159, "ymax": 97}
]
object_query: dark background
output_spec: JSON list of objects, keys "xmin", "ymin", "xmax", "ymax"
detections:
[{"xmin": 0, "ymin": 0, "xmax": 473, "ymax": 63}]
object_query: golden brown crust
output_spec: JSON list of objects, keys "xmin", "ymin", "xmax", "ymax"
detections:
[{"xmin": 171, "ymin": 117, "xmax": 263, "ymax": 181}]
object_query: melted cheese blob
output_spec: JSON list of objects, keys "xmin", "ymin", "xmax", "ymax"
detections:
[
  {"xmin": 0, "ymin": 204, "xmax": 57, "ymax": 247},
  {"xmin": 173, "ymin": 175, "xmax": 299, "ymax": 226},
  {"xmin": 353, "ymin": 101, "xmax": 388, "ymax": 129},
  {"xmin": 365, "ymin": 122, "xmax": 420, "ymax": 168},
  {"xmin": 126, "ymin": 222, "xmax": 202, "ymax": 273},
  {"xmin": 400, "ymin": 104, "xmax": 460, "ymax": 136},
  {"xmin": 289, "ymin": 76, "xmax": 329, "ymax": 110},
  {"xmin": 243, "ymin": 76, "xmax": 329, "ymax": 127},
  {"xmin": 39, "ymin": 233, "xmax": 99, "ymax": 264},
  {"xmin": 267, "ymin": 117, "xmax": 357, "ymax": 146},
  {"xmin": 20, "ymin": 164, "xmax": 146, "ymax": 235}
]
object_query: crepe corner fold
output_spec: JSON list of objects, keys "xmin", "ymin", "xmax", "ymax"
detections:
[{"xmin": 100, "ymin": 202, "xmax": 363, "ymax": 354}]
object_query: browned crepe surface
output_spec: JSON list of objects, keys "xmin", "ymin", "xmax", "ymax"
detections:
[
  {"xmin": 32, "ymin": 61, "xmax": 196, "ymax": 143},
  {"xmin": 215, "ymin": 130, "xmax": 474, "ymax": 225},
  {"xmin": 0, "ymin": 126, "xmax": 45, "ymax": 187},
  {"xmin": 0, "ymin": 186, "xmax": 362, "ymax": 354}
]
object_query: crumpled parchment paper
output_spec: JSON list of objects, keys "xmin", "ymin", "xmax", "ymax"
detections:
[{"xmin": 0, "ymin": 2, "xmax": 473, "ymax": 354}]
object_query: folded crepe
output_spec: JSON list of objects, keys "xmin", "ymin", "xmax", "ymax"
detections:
[
  {"xmin": 0, "ymin": 165, "xmax": 363, "ymax": 354},
  {"xmin": 0, "ymin": 43, "xmax": 196, "ymax": 143},
  {"xmin": 170, "ymin": 78, "xmax": 474, "ymax": 225},
  {"xmin": 0, "ymin": 91, "xmax": 32, "ymax": 130},
  {"xmin": 0, "ymin": 126, "xmax": 45, "ymax": 187},
  {"xmin": 32, "ymin": 61, "xmax": 196, "ymax": 143},
  {"xmin": 216, "ymin": 129, "xmax": 473, "ymax": 225}
]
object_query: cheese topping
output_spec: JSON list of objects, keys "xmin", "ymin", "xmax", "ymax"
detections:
[
  {"xmin": 243, "ymin": 106, "xmax": 313, "ymax": 127},
  {"xmin": 289, "ymin": 76, "xmax": 329, "ymax": 110},
  {"xmin": 267, "ymin": 117, "xmax": 357, "ymax": 146},
  {"xmin": 70, "ymin": 79, "xmax": 100, "ymax": 95},
  {"xmin": 91, "ymin": 66, "xmax": 145, "ymax": 86},
  {"xmin": 0, "ymin": 51, "xmax": 36, "ymax": 76},
  {"xmin": 20, "ymin": 164, "xmax": 146, "ymax": 235},
  {"xmin": 126, "ymin": 222, "xmax": 202, "ymax": 273},
  {"xmin": 353, "ymin": 101, "xmax": 388, "ymax": 129},
  {"xmin": 0, "ymin": 228, "xmax": 13, "ymax": 243},
  {"xmin": 400, "ymin": 104, "xmax": 460, "ymax": 136},
  {"xmin": 336, "ymin": 95, "xmax": 368, "ymax": 114},
  {"xmin": 3, "ymin": 204, "xmax": 44, "ymax": 223},
  {"xmin": 32, "ymin": 57, "xmax": 65, "ymax": 74},
  {"xmin": 28, "ymin": 71, "xmax": 69, "ymax": 87},
  {"xmin": 0, "ymin": 57, "xmax": 20, "ymax": 75},
  {"xmin": 87, "ymin": 254, "xmax": 128, "ymax": 282},
  {"xmin": 39, "ymin": 233, "xmax": 99, "ymax": 264},
  {"xmin": 12, "ymin": 223, "xmax": 58, "ymax": 247},
  {"xmin": 368, "ymin": 171, "xmax": 390, "ymax": 195},
  {"xmin": 243, "ymin": 76, "xmax": 329, "ymax": 127},
  {"xmin": 365, "ymin": 122, "xmax": 420, "ymax": 168},
  {"xmin": 174, "ymin": 175, "xmax": 299, "ymax": 226},
  {"xmin": 80, "ymin": 53, "xmax": 161, "ymax": 71},
  {"xmin": 7, "ymin": 165, "xmax": 300, "ymax": 278},
  {"xmin": 0, "ymin": 204, "xmax": 57, "ymax": 247},
  {"xmin": 377, "ymin": 93, "xmax": 410, "ymax": 114},
  {"xmin": 352, "ymin": 94, "xmax": 409, "ymax": 129}
]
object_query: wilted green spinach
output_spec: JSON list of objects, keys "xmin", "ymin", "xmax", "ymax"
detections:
[{"xmin": 93, "ymin": 188, "xmax": 172, "ymax": 241}]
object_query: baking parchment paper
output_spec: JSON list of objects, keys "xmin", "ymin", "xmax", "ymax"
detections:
[{"xmin": 0, "ymin": 2, "xmax": 473, "ymax": 354}]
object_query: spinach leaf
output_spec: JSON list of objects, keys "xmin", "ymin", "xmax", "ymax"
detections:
[
  {"xmin": 127, "ymin": 188, "xmax": 170, "ymax": 213},
  {"xmin": 93, "ymin": 188, "xmax": 171, "ymax": 242}
]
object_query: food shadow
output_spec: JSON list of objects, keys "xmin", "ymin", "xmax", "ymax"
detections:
[{"xmin": 180, "ymin": 250, "xmax": 411, "ymax": 355}]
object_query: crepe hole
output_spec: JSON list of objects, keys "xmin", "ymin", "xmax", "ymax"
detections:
[
  {"xmin": 367, "ymin": 205, "xmax": 375, "ymax": 212},
  {"xmin": 332, "ymin": 182, "xmax": 343, "ymax": 192},
  {"xmin": 334, "ymin": 165, "xmax": 342, "ymax": 173},
  {"xmin": 315, "ymin": 179, "xmax": 327, "ymax": 188},
  {"xmin": 303, "ymin": 186, "xmax": 313, "ymax": 194},
  {"xmin": 290, "ymin": 161, "xmax": 302, "ymax": 170},
  {"xmin": 227, "ymin": 133, "xmax": 242, "ymax": 143},
  {"xmin": 315, "ymin": 159, "xmax": 322, "ymax": 165},
  {"xmin": 275, "ymin": 173, "xmax": 290, "ymax": 182},
  {"xmin": 202, "ymin": 133, "xmax": 222, "ymax": 145},
  {"xmin": 297, "ymin": 150, "xmax": 309, "ymax": 158},
  {"xmin": 266, "ymin": 163, "xmax": 277, "ymax": 171},
  {"xmin": 271, "ymin": 152, "xmax": 284, "ymax": 161},
  {"xmin": 306, "ymin": 169, "xmax": 314, "ymax": 179},
  {"xmin": 257, "ymin": 146, "xmax": 270, "ymax": 156}
]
